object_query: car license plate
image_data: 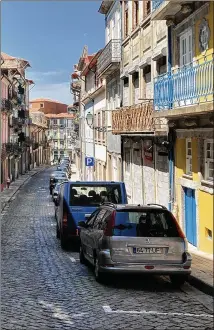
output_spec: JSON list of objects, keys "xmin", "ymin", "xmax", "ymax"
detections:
[{"xmin": 133, "ymin": 247, "xmax": 163, "ymax": 254}]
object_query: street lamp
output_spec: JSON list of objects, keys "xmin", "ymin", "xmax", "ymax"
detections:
[{"xmin": 85, "ymin": 112, "xmax": 109, "ymax": 132}]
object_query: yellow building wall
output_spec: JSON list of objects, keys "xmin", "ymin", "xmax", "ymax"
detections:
[
  {"xmin": 175, "ymin": 137, "xmax": 213, "ymax": 254},
  {"xmin": 198, "ymin": 191, "xmax": 213, "ymax": 254}
]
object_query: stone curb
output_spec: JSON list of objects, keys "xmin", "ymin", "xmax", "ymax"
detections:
[
  {"xmin": 1, "ymin": 166, "xmax": 47, "ymax": 213},
  {"xmin": 187, "ymin": 275, "xmax": 214, "ymax": 297}
]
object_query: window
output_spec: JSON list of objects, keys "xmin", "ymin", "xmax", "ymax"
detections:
[
  {"xmin": 93, "ymin": 209, "xmax": 107, "ymax": 229},
  {"xmin": 133, "ymin": 1, "xmax": 139, "ymax": 29},
  {"xmin": 124, "ymin": 1, "xmax": 129, "ymax": 38},
  {"xmin": 205, "ymin": 140, "xmax": 214, "ymax": 181},
  {"xmin": 69, "ymin": 184, "xmax": 122, "ymax": 206},
  {"xmin": 180, "ymin": 29, "xmax": 193, "ymax": 66},
  {"xmin": 143, "ymin": 1, "xmax": 151, "ymax": 19},
  {"xmin": 53, "ymin": 119, "xmax": 57, "ymax": 125},
  {"xmin": 86, "ymin": 210, "xmax": 99, "ymax": 227},
  {"xmin": 186, "ymin": 138, "xmax": 192, "ymax": 175},
  {"xmin": 112, "ymin": 210, "xmax": 180, "ymax": 237},
  {"xmin": 40, "ymin": 103, "xmax": 44, "ymax": 108}
]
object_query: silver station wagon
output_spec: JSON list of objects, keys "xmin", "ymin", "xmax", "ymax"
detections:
[{"xmin": 78, "ymin": 203, "xmax": 192, "ymax": 286}]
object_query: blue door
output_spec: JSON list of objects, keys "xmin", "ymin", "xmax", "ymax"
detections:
[{"xmin": 184, "ymin": 187, "xmax": 197, "ymax": 246}]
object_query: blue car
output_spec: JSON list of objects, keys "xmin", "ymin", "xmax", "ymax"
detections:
[{"xmin": 55, "ymin": 181, "xmax": 128, "ymax": 249}]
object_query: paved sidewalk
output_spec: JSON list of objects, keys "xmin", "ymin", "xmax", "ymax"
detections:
[
  {"xmin": 0, "ymin": 165, "xmax": 48, "ymax": 213},
  {"xmin": 188, "ymin": 244, "xmax": 213, "ymax": 296}
]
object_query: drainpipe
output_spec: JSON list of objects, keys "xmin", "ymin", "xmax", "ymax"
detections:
[
  {"xmin": 92, "ymin": 99, "xmax": 95, "ymax": 181},
  {"xmin": 168, "ymin": 26, "xmax": 174, "ymax": 212},
  {"xmin": 119, "ymin": 1, "xmax": 124, "ymax": 182}
]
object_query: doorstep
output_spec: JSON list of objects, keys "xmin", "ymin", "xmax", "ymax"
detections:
[{"xmin": 188, "ymin": 243, "xmax": 213, "ymax": 296}]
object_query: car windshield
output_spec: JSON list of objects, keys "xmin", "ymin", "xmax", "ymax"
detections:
[
  {"xmin": 113, "ymin": 210, "xmax": 180, "ymax": 237},
  {"xmin": 69, "ymin": 184, "xmax": 122, "ymax": 206}
]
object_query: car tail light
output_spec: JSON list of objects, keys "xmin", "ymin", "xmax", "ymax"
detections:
[
  {"xmin": 183, "ymin": 265, "xmax": 190, "ymax": 269},
  {"xmin": 103, "ymin": 211, "xmax": 116, "ymax": 236},
  {"xmin": 171, "ymin": 214, "xmax": 185, "ymax": 238}
]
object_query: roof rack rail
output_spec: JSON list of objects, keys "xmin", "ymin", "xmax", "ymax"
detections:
[
  {"xmin": 147, "ymin": 203, "xmax": 167, "ymax": 210},
  {"xmin": 101, "ymin": 202, "xmax": 117, "ymax": 208}
]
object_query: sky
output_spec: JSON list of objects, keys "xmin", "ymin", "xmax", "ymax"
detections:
[{"xmin": 1, "ymin": 1, "xmax": 105, "ymax": 105}]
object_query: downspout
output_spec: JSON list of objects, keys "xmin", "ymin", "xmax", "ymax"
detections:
[
  {"xmin": 92, "ymin": 99, "xmax": 95, "ymax": 181},
  {"xmin": 120, "ymin": 0, "xmax": 124, "ymax": 182},
  {"xmin": 168, "ymin": 26, "xmax": 174, "ymax": 211}
]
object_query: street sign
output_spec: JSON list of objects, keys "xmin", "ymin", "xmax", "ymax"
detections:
[{"xmin": 85, "ymin": 157, "xmax": 94, "ymax": 167}]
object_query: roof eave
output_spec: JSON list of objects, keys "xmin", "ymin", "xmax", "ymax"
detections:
[{"xmin": 98, "ymin": 0, "xmax": 114, "ymax": 14}]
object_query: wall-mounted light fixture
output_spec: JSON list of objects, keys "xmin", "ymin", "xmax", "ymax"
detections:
[{"xmin": 85, "ymin": 112, "xmax": 110, "ymax": 132}]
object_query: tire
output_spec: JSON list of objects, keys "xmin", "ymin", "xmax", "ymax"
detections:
[
  {"xmin": 94, "ymin": 258, "xmax": 105, "ymax": 283},
  {"xmin": 56, "ymin": 224, "xmax": 60, "ymax": 239},
  {"xmin": 79, "ymin": 245, "xmax": 85, "ymax": 264},
  {"xmin": 170, "ymin": 275, "xmax": 187, "ymax": 288},
  {"xmin": 60, "ymin": 232, "xmax": 69, "ymax": 250}
]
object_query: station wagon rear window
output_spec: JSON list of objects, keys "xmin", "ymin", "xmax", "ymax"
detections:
[
  {"xmin": 113, "ymin": 210, "xmax": 180, "ymax": 237},
  {"xmin": 69, "ymin": 184, "xmax": 122, "ymax": 206}
]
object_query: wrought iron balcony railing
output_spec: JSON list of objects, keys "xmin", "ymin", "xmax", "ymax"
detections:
[
  {"xmin": 154, "ymin": 54, "xmax": 214, "ymax": 111},
  {"xmin": 97, "ymin": 39, "xmax": 121, "ymax": 77},
  {"xmin": 112, "ymin": 101, "xmax": 154, "ymax": 134},
  {"xmin": 1, "ymin": 99, "xmax": 13, "ymax": 112},
  {"xmin": 152, "ymin": 0, "xmax": 164, "ymax": 11}
]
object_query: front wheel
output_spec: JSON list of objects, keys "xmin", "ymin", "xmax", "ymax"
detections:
[
  {"xmin": 94, "ymin": 258, "xmax": 105, "ymax": 283},
  {"xmin": 170, "ymin": 275, "xmax": 188, "ymax": 288},
  {"xmin": 79, "ymin": 245, "xmax": 85, "ymax": 264}
]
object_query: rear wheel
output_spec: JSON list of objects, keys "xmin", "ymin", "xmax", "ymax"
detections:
[
  {"xmin": 60, "ymin": 232, "xmax": 69, "ymax": 250},
  {"xmin": 79, "ymin": 245, "xmax": 85, "ymax": 264},
  {"xmin": 56, "ymin": 224, "xmax": 60, "ymax": 239},
  {"xmin": 170, "ymin": 275, "xmax": 188, "ymax": 288},
  {"xmin": 94, "ymin": 258, "xmax": 105, "ymax": 283}
]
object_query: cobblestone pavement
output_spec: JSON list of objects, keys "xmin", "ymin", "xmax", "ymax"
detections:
[{"xmin": 1, "ymin": 169, "xmax": 213, "ymax": 330}]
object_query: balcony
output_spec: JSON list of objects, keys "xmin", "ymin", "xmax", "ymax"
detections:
[
  {"xmin": 97, "ymin": 39, "xmax": 121, "ymax": 77},
  {"xmin": 151, "ymin": 0, "xmax": 183, "ymax": 20},
  {"xmin": 112, "ymin": 101, "xmax": 154, "ymax": 135},
  {"xmin": 1, "ymin": 99, "xmax": 12, "ymax": 112},
  {"xmin": 154, "ymin": 54, "xmax": 214, "ymax": 116}
]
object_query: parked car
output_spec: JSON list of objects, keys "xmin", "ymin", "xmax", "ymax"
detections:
[
  {"xmin": 49, "ymin": 172, "xmax": 68, "ymax": 194},
  {"xmin": 52, "ymin": 182, "xmax": 66, "ymax": 203},
  {"xmin": 78, "ymin": 203, "xmax": 192, "ymax": 285},
  {"xmin": 55, "ymin": 181, "xmax": 128, "ymax": 249}
]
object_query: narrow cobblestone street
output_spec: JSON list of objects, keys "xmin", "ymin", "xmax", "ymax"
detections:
[{"xmin": 1, "ymin": 169, "xmax": 213, "ymax": 330}]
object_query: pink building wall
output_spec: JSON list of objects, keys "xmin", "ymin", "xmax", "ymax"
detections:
[
  {"xmin": 1, "ymin": 81, "xmax": 9, "ymax": 144},
  {"xmin": 1, "ymin": 81, "xmax": 9, "ymax": 191}
]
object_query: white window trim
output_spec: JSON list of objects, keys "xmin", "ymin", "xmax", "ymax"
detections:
[
  {"xmin": 179, "ymin": 27, "xmax": 193, "ymax": 67},
  {"xmin": 204, "ymin": 139, "xmax": 214, "ymax": 181},
  {"xmin": 186, "ymin": 138, "xmax": 192, "ymax": 176}
]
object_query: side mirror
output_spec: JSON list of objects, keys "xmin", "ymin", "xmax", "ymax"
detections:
[{"xmin": 78, "ymin": 221, "xmax": 87, "ymax": 228}]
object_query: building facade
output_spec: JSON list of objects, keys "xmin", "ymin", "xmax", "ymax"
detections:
[
  {"xmin": 1, "ymin": 52, "xmax": 33, "ymax": 189},
  {"xmin": 98, "ymin": 0, "xmax": 122, "ymax": 181},
  {"xmin": 71, "ymin": 46, "xmax": 97, "ymax": 180},
  {"xmin": 46, "ymin": 113, "xmax": 76, "ymax": 163},
  {"xmin": 30, "ymin": 98, "xmax": 68, "ymax": 115},
  {"xmin": 29, "ymin": 111, "xmax": 50, "ymax": 168},
  {"xmin": 152, "ymin": 0, "xmax": 214, "ymax": 254},
  {"xmin": 111, "ymin": 1, "xmax": 169, "ymax": 206},
  {"xmin": 81, "ymin": 51, "xmax": 107, "ymax": 181}
]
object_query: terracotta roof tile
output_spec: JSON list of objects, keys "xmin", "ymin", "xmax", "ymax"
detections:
[
  {"xmin": 30, "ymin": 98, "xmax": 68, "ymax": 106},
  {"xmin": 1, "ymin": 52, "xmax": 30, "ymax": 66}
]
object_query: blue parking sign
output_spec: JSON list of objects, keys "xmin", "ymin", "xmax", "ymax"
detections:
[{"xmin": 85, "ymin": 157, "xmax": 94, "ymax": 167}]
